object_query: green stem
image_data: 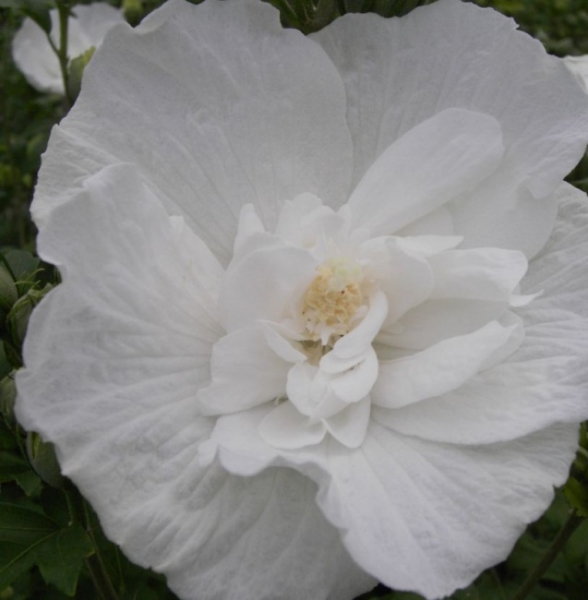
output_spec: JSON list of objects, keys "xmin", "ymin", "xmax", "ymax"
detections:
[
  {"xmin": 512, "ymin": 510, "xmax": 583, "ymax": 600},
  {"xmin": 82, "ymin": 499, "xmax": 120, "ymax": 600},
  {"xmin": 56, "ymin": 1, "xmax": 73, "ymax": 107},
  {"xmin": 490, "ymin": 568, "xmax": 507, "ymax": 600}
]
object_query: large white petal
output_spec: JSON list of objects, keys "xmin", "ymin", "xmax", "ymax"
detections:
[
  {"xmin": 314, "ymin": 0, "xmax": 588, "ymax": 254},
  {"xmin": 453, "ymin": 184, "xmax": 558, "ymax": 258},
  {"xmin": 32, "ymin": 0, "xmax": 353, "ymax": 263},
  {"xmin": 17, "ymin": 165, "xmax": 223, "ymax": 443},
  {"xmin": 375, "ymin": 184, "xmax": 588, "ymax": 444},
  {"xmin": 317, "ymin": 422, "xmax": 579, "ymax": 600},
  {"xmin": 162, "ymin": 466, "xmax": 376, "ymax": 600},
  {"xmin": 347, "ymin": 108, "xmax": 504, "ymax": 235}
]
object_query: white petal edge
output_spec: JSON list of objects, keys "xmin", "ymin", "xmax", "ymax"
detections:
[{"xmin": 31, "ymin": 0, "xmax": 353, "ymax": 266}]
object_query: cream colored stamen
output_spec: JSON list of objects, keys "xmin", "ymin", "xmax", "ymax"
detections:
[{"xmin": 302, "ymin": 257, "xmax": 364, "ymax": 341}]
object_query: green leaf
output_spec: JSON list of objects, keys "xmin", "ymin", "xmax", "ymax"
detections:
[
  {"xmin": 0, "ymin": 504, "xmax": 94, "ymax": 595},
  {"xmin": 0, "ymin": 350, "xmax": 13, "ymax": 385},
  {"xmin": 13, "ymin": 471, "xmax": 43, "ymax": 498},
  {"xmin": 564, "ymin": 477, "xmax": 588, "ymax": 517},
  {"xmin": 452, "ymin": 571, "xmax": 507, "ymax": 600},
  {"xmin": 0, "ymin": 0, "xmax": 25, "ymax": 7},
  {"xmin": 1, "ymin": 342, "xmax": 22, "ymax": 371},
  {"xmin": 564, "ymin": 429, "xmax": 588, "ymax": 517},
  {"xmin": 0, "ymin": 542, "xmax": 38, "ymax": 592},
  {"xmin": 266, "ymin": 0, "xmax": 338, "ymax": 33},
  {"xmin": 0, "ymin": 376, "xmax": 16, "ymax": 423},
  {"xmin": 2, "ymin": 252, "xmax": 39, "ymax": 283},
  {"xmin": 565, "ymin": 519, "xmax": 588, "ymax": 568},
  {"xmin": 21, "ymin": 0, "xmax": 56, "ymax": 34},
  {"xmin": 528, "ymin": 589, "xmax": 569, "ymax": 600},
  {"xmin": 0, "ymin": 436, "xmax": 42, "ymax": 496},
  {"xmin": 66, "ymin": 46, "xmax": 95, "ymax": 103},
  {"xmin": 0, "ymin": 452, "xmax": 29, "ymax": 483},
  {"xmin": 0, "ymin": 504, "xmax": 56, "ymax": 546},
  {"xmin": 0, "ymin": 266, "xmax": 17, "ymax": 312},
  {"xmin": 0, "ymin": 420, "xmax": 17, "ymax": 451},
  {"xmin": 36, "ymin": 523, "xmax": 94, "ymax": 596},
  {"xmin": 5, "ymin": 285, "xmax": 50, "ymax": 351},
  {"xmin": 26, "ymin": 433, "xmax": 63, "ymax": 489},
  {"xmin": 6, "ymin": 296, "xmax": 34, "ymax": 351},
  {"xmin": 508, "ymin": 533, "xmax": 567, "ymax": 583}
]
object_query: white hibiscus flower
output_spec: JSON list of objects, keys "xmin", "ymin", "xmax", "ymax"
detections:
[
  {"xmin": 12, "ymin": 3, "xmax": 124, "ymax": 95},
  {"xmin": 15, "ymin": 1, "xmax": 588, "ymax": 599}
]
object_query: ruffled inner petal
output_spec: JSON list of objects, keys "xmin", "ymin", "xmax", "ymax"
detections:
[
  {"xmin": 218, "ymin": 244, "xmax": 316, "ymax": 333},
  {"xmin": 429, "ymin": 247, "xmax": 528, "ymax": 301},
  {"xmin": 358, "ymin": 236, "xmax": 434, "ymax": 327},
  {"xmin": 259, "ymin": 401, "xmax": 327, "ymax": 449},
  {"xmin": 324, "ymin": 396, "xmax": 371, "ymax": 449},
  {"xmin": 196, "ymin": 327, "xmax": 290, "ymax": 416},
  {"xmin": 327, "ymin": 346, "xmax": 379, "ymax": 405},
  {"xmin": 378, "ymin": 298, "xmax": 510, "ymax": 350},
  {"xmin": 372, "ymin": 319, "xmax": 521, "ymax": 409},
  {"xmin": 377, "ymin": 184, "xmax": 588, "ymax": 444}
]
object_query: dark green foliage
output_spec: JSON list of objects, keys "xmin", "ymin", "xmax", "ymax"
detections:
[
  {"xmin": 473, "ymin": 0, "xmax": 588, "ymax": 57},
  {"xmin": 265, "ymin": 0, "xmax": 435, "ymax": 32},
  {"xmin": 564, "ymin": 424, "xmax": 588, "ymax": 517}
]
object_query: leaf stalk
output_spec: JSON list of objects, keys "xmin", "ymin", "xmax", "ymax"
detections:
[{"xmin": 512, "ymin": 509, "xmax": 583, "ymax": 600}]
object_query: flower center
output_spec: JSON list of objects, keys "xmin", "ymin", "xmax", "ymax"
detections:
[{"xmin": 301, "ymin": 256, "xmax": 364, "ymax": 342}]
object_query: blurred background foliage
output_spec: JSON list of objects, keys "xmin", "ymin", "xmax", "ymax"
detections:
[{"xmin": 0, "ymin": 0, "xmax": 587, "ymax": 598}]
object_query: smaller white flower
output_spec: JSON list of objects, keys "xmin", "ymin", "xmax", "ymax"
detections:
[
  {"xmin": 564, "ymin": 55, "xmax": 588, "ymax": 91},
  {"xmin": 12, "ymin": 3, "xmax": 125, "ymax": 95}
]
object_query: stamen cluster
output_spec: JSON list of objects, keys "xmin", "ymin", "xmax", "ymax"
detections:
[{"xmin": 301, "ymin": 257, "xmax": 364, "ymax": 342}]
